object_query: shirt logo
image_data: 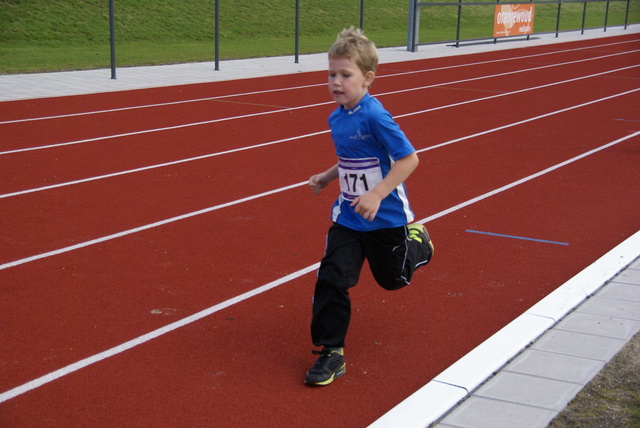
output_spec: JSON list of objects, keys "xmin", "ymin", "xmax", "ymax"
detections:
[{"xmin": 350, "ymin": 128, "xmax": 371, "ymax": 142}]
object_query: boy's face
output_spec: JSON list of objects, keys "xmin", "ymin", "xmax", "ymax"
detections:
[{"xmin": 328, "ymin": 56, "xmax": 375, "ymax": 110}]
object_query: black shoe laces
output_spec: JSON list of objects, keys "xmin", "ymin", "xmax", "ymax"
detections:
[{"xmin": 311, "ymin": 349, "xmax": 336, "ymax": 369}]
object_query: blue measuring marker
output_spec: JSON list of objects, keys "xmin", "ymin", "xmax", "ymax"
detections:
[{"xmin": 465, "ymin": 229, "xmax": 569, "ymax": 246}]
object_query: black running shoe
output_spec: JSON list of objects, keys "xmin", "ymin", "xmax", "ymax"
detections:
[
  {"xmin": 407, "ymin": 223, "xmax": 434, "ymax": 258},
  {"xmin": 304, "ymin": 348, "xmax": 346, "ymax": 386}
]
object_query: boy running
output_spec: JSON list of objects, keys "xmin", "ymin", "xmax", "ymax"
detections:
[{"xmin": 305, "ymin": 27, "xmax": 434, "ymax": 386}]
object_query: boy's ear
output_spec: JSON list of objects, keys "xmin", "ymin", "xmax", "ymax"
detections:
[{"xmin": 364, "ymin": 70, "xmax": 375, "ymax": 87}]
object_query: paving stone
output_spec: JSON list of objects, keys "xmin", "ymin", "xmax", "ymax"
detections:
[
  {"xmin": 505, "ymin": 349, "xmax": 605, "ymax": 384},
  {"xmin": 475, "ymin": 372, "xmax": 583, "ymax": 411},
  {"xmin": 531, "ymin": 330, "xmax": 626, "ymax": 361},
  {"xmin": 577, "ymin": 296, "xmax": 640, "ymax": 321},
  {"xmin": 556, "ymin": 312, "xmax": 640, "ymax": 339},
  {"xmin": 439, "ymin": 396, "xmax": 557, "ymax": 428},
  {"xmin": 612, "ymin": 268, "xmax": 640, "ymax": 284},
  {"xmin": 598, "ymin": 281, "xmax": 640, "ymax": 301}
]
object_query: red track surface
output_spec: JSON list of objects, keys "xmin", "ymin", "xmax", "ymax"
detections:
[{"xmin": 1, "ymin": 34, "xmax": 639, "ymax": 426}]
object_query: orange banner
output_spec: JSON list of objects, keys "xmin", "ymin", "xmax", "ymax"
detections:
[{"xmin": 493, "ymin": 4, "xmax": 535, "ymax": 37}]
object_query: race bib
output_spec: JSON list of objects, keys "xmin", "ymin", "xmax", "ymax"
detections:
[{"xmin": 337, "ymin": 157, "xmax": 383, "ymax": 201}]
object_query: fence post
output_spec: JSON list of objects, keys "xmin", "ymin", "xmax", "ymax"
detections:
[
  {"xmin": 556, "ymin": 0, "xmax": 562, "ymax": 37},
  {"xmin": 214, "ymin": 0, "xmax": 220, "ymax": 70},
  {"xmin": 455, "ymin": 0, "xmax": 462, "ymax": 47},
  {"xmin": 624, "ymin": 0, "xmax": 630, "ymax": 28},
  {"xmin": 295, "ymin": 0, "xmax": 300, "ymax": 63},
  {"xmin": 407, "ymin": 0, "xmax": 419, "ymax": 52},
  {"xmin": 109, "ymin": 0, "xmax": 116, "ymax": 79},
  {"xmin": 360, "ymin": 0, "xmax": 365, "ymax": 30},
  {"xmin": 527, "ymin": 0, "xmax": 533, "ymax": 40},
  {"xmin": 494, "ymin": 0, "xmax": 499, "ymax": 43}
]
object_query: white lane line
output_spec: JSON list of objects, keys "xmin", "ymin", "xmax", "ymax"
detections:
[
  {"xmin": 0, "ymin": 131, "xmax": 328, "ymax": 199},
  {"xmin": 413, "ymin": 88, "xmax": 640, "ymax": 153},
  {"xmin": 1, "ymin": 130, "xmax": 637, "ymax": 403},
  {"xmin": 1, "ymin": 38, "xmax": 632, "ymax": 124},
  {"xmin": 2, "ymin": 71, "xmax": 637, "ymax": 200},
  {"xmin": 417, "ymin": 131, "xmax": 640, "ymax": 225},
  {"xmin": 0, "ymin": 100, "xmax": 332, "ymax": 156},
  {"xmin": 0, "ymin": 181, "xmax": 306, "ymax": 271},
  {"xmin": 2, "ymin": 88, "xmax": 637, "ymax": 268},
  {"xmin": 0, "ymin": 82, "xmax": 324, "ymax": 124},
  {"xmin": 0, "ymin": 263, "xmax": 320, "ymax": 404},
  {"xmin": 1, "ymin": 49, "xmax": 636, "ymax": 156}
]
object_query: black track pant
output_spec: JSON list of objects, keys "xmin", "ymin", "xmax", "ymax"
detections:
[{"xmin": 311, "ymin": 223, "xmax": 432, "ymax": 348}]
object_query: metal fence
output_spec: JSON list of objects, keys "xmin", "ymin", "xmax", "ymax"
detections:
[
  {"xmin": 108, "ymin": 0, "xmax": 365, "ymax": 79},
  {"xmin": 408, "ymin": 0, "xmax": 633, "ymax": 51},
  {"xmin": 108, "ymin": 0, "xmax": 632, "ymax": 79}
]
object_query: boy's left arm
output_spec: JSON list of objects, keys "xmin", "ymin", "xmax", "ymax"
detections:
[{"xmin": 351, "ymin": 152, "xmax": 419, "ymax": 221}]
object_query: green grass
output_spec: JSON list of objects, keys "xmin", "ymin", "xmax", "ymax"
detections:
[{"xmin": 0, "ymin": 0, "xmax": 638, "ymax": 74}]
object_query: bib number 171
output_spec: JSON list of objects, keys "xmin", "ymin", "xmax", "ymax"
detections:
[
  {"xmin": 337, "ymin": 157, "xmax": 383, "ymax": 201},
  {"xmin": 343, "ymin": 173, "xmax": 369, "ymax": 194}
]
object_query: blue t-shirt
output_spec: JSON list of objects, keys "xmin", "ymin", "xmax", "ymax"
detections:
[{"xmin": 329, "ymin": 93, "xmax": 416, "ymax": 231}]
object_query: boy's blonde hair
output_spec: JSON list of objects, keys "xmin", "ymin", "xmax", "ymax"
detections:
[{"xmin": 328, "ymin": 27, "xmax": 378, "ymax": 75}]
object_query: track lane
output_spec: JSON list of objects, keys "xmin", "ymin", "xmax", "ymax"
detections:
[
  {"xmin": 0, "ymin": 135, "xmax": 334, "ymax": 263},
  {"xmin": 0, "ymin": 107, "xmax": 331, "ymax": 194},
  {"xmin": 0, "ymin": 71, "xmax": 329, "ymax": 122}
]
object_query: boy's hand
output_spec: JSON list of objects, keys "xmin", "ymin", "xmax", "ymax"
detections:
[
  {"xmin": 309, "ymin": 173, "xmax": 329, "ymax": 195},
  {"xmin": 349, "ymin": 153, "xmax": 419, "ymax": 221},
  {"xmin": 351, "ymin": 192, "xmax": 382, "ymax": 221},
  {"xmin": 309, "ymin": 164, "xmax": 339, "ymax": 195}
]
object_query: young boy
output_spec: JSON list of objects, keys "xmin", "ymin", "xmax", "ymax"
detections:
[{"xmin": 305, "ymin": 27, "xmax": 434, "ymax": 386}]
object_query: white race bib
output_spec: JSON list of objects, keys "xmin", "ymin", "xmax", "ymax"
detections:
[{"xmin": 337, "ymin": 157, "xmax": 383, "ymax": 201}]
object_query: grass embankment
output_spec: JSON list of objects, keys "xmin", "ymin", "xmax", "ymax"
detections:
[{"xmin": 0, "ymin": 0, "xmax": 638, "ymax": 73}]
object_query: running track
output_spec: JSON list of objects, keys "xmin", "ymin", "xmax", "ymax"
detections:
[{"xmin": 1, "ymin": 34, "xmax": 639, "ymax": 426}]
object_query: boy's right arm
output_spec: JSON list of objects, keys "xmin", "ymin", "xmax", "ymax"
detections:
[{"xmin": 309, "ymin": 164, "xmax": 339, "ymax": 195}]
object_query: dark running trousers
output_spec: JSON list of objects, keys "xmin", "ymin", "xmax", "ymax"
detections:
[{"xmin": 311, "ymin": 223, "xmax": 432, "ymax": 348}]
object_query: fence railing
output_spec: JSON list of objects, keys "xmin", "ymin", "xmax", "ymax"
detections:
[
  {"xmin": 108, "ymin": 0, "xmax": 632, "ymax": 79},
  {"xmin": 108, "ymin": 0, "xmax": 366, "ymax": 79},
  {"xmin": 408, "ymin": 0, "xmax": 632, "ymax": 51}
]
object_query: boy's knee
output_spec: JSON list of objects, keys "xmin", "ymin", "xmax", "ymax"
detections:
[{"xmin": 376, "ymin": 275, "xmax": 409, "ymax": 291}]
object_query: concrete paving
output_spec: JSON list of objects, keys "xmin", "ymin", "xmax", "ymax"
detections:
[{"xmin": 1, "ymin": 25, "xmax": 639, "ymax": 428}]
